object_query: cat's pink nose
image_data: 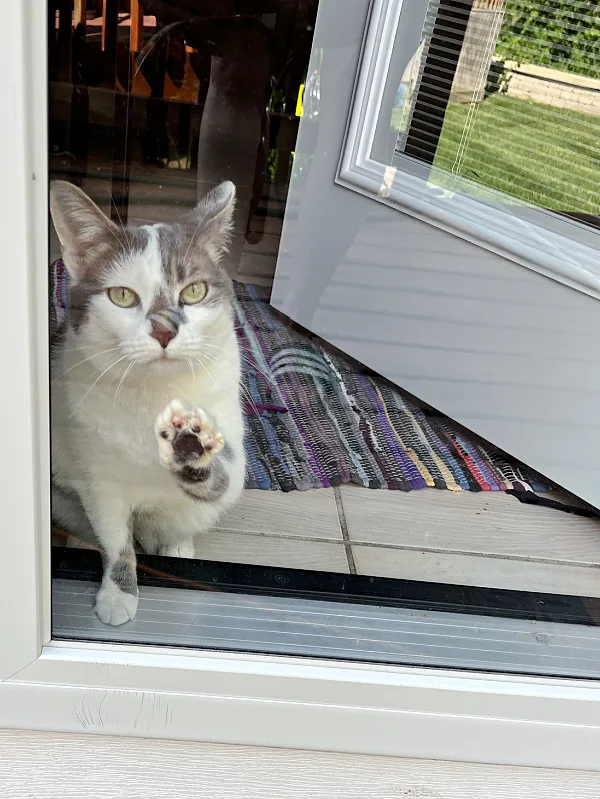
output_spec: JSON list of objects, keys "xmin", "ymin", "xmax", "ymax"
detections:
[{"xmin": 151, "ymin": 329, "xmax": 176, "ymax": 349}]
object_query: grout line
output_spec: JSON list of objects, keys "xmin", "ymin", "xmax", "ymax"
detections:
[
  {"xmin": 333, "ymin": 487, "xmax": 357, "ymax": 575},
  {"xmin": 349, "ymin": 540, "xmax": 600, "ymax": 568}
]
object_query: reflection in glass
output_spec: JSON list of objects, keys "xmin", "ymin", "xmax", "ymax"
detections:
[
  {"xmin": 48, "ymin": 0, "xmax": 600, "ymax": 678},
  {"xmin": 389, "ymin": 0, "xmax": 600, "ymax": 225}
]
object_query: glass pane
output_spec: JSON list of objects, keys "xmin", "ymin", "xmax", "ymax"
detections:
[
  {"xmin": 378, "ymin": 0, "xmax": 600, "ymax": 238},
  {"xmin": 49, "ymin": 0, "xmax": 600, "ymax": 678}
]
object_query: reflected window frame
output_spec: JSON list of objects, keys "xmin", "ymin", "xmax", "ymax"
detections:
[{"xmin": 337, "ymin": 0, "xmax": 600, "ymax": 301}]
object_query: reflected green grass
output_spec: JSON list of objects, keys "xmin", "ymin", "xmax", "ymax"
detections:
[{"xmin": 433, "ymin": 93, "xmax": 600, "ymax": 214}]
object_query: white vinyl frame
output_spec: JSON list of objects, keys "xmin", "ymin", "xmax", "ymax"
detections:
[
  {"xmin": 4, "ymin": 0, "xmax": 600, "ymax": 772},
  {"xmin": 337, "ymin": 0, "xmax": 600, "ymax": 301}
]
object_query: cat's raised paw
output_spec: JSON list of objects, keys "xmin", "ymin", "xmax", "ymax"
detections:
[{"xmin": 155, "ymin": 399, "xmax": 224, "ymax": 470}]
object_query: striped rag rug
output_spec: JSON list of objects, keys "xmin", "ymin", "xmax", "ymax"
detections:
[
  {"xmin": 233, "ymin": 283, "xmax": 551, "ymax": 493},
  {"xmin": 51, "ymin": 261, "xmax": 551, "ymax": 493}
]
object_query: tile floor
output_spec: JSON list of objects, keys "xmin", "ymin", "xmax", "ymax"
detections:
[{"xmin": 197, "ymin": 485, "xmax": 600, "ymax": 598}]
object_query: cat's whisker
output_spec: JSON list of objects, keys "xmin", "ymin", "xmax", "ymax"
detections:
[
  {"xmin": 197, "ymin": 341, "xmax": 224, "ymax": 351},
  {"xmin": 238, "ymin": 382, "xmax": 261, "ymax": 418},
  {"xmin": 239, "ymin": 383, "xmax": 257, "ymax": 411},
  {"xmin": 198, "ymin": 348, "xmax": 218, "ymax": 366},
  {"xmin": 186, "ymin": 357, "xmax": 196, "ymax": 383},
  {"xmin": 196, "ymin": 351, "xmax": 227, "ymax": 383},
  {"xmin": 108, "ymin": 358, "xmax": 129, "ymax": 390},
  {"xmin": 193, "ymin": 355, "xmax": 217, "ymax": 388},
  {"xmin": 199, "ymin": 337, "xmax": 277, "ymax": 389},
  {"xmin": 236, "ymin": 353, "xmax": 279, "ymax": 391},
  {"xmin": 108, "ymin": 358, "xmax": 126, "ymax": 390},
  {"xmin": 200, "ymin": 349, "xmax": 271, "ymax": 413},
  {"xmin": 60, "ymin": 343, "xmax": 122, "ymax": 356},
  {"xmin": 71, "ymin": 354, "xmax": 131, "ymax": 417},
  {"xmin": 114, "ymin": 360, "xmax": 135, "ymax": 407},
  {"xmin": 60, "ymin": 343, "xmax": 117, "ymax": 352},
  {"xmin": 51, "ymin": 346, "xmax": 123, "ymax": 383}
]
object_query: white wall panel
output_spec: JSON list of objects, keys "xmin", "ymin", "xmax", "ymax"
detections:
[{"xmin": 0, "ymin": 729, "xmax": 599, "ymax": 798}]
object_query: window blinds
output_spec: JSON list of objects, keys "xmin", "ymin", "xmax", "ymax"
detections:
[{"xmin": 395, "ymin": 0, "xmax": 600, "ymax": 221}]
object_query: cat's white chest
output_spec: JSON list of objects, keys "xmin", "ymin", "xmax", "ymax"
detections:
[
  {"xmin": 52, "ymin": 337, "xmax": 243, "ymax": 513},
  {"xmin": 92, "ymin": 402, "xmax": 158, "ymax": 467}
]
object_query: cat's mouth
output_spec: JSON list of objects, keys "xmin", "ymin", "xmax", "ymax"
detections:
[{"xmin": 144, "ymin": 350, "xmax": 181, "ymax": 367}]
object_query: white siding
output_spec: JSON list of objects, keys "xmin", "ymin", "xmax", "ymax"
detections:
[{"xmin": 0, "ymin": 729, "xmax": 598, "ymax": 798}]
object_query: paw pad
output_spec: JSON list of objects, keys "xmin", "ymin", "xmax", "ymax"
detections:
[
  {"xmin": 155, "ymin": 399, "xmax": 224, "ymax": 470},
  {"xmin": 173, "ymin": 430, "xmax": 205, "ymax": 461}
]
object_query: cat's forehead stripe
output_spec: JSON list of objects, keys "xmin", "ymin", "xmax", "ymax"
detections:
[
  {"xmin": 150, "ymin": 220, "xmax": 233, "ymax": 304},
  {"xmin": 155, "ymin": 222, "xmax": 188, "ymax": 287},
  {"xmin": 139, "ymin": 224, "xmax": 163, "ymax": 277}
]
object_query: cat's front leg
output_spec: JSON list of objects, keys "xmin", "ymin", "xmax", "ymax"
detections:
[
  {"xmin": 82, "ymin": 493, "xmax": 139, "ymax": 626},
  {"xmin": 154, "ymin": 399, "xmax": 230, "ymax": 509}
]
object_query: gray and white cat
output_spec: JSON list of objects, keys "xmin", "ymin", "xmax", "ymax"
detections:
[{"xmin": 50, "ymin": 180, "xmax": 245, "ymax": 626}]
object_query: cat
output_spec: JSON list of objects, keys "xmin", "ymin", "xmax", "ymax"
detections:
[{"xmin": 50, "ymin": 179, "xmax": 245, "ymax": 626}]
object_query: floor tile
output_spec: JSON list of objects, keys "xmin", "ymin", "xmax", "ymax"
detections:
[
  {"xmin": 195, "ymin": 530, "xmax": 349, "ymax": 572},
  {"xmin": 351, "ymin": 544, "xmax": 600, "ymax": 597},
  {"xmin": 339, "ymin": 485, "xmax": 600, "ymax": 565},
  {"xmin": 214, "ymin": 488, "xmax": 343, "ymax": 541}
]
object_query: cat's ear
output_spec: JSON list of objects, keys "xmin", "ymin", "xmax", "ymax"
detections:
[
  {"xmin": 183, "ymin": 181, "xmax": 236, "ymax": 262},
  {"xmin": 50, "ymin": 181, "xmax": 121, "ymax": 279}
]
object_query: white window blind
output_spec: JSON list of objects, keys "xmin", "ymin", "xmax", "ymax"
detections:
[{"xmin": 392, "ymin": 0, "xmax": 600, "ymax": 228}]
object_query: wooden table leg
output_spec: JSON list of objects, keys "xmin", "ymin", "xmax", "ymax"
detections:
[
  {"xmin": 130, "ymin": 0, "xmax": 143, "ymax": 53},
  {"xmin": 73, "ymin": 0, "xmax": 87, "ymax": 27}
]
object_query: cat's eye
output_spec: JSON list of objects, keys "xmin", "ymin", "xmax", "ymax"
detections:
[
  {"xmin": 107, "ymin": 287, "xmax": 138, "ymax": 308},
  {"xmin": 180, "ymin": 281, "xmax": 208, "ymax": 305}
]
